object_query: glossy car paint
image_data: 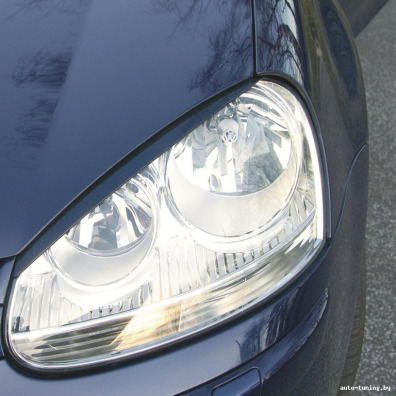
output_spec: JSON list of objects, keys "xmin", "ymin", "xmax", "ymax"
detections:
[
  {"xmin": 0, "ymin": 0, "xmax": 254, "ymax": 258},
  {"xmin": 0, "ymin": 1, "xmax": 368, "ymax": 395}
]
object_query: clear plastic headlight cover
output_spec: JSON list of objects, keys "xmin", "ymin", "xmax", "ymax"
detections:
[{"xmin": 7, "ymin": 80, "xmax": 325, "ymax": 370}]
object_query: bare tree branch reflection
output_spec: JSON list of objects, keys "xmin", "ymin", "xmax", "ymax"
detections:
[
  {"xmin": 10, "ymin": 50, "xmax": 72, "ymax": 167},
  {"xmin": 150, "ymin": 0, "xmax": 252, "ymax": 95},
  {"xmin": 5, "ymin": 0, "xmax": 90, "ymax": 19},
  {"xmin": 2, "ymin": 0, "xmax": 90, "ymax": 169},
  {"xmin": 188, "ymin": 4, "xmax": 252, "ymax": 95},
  {"xmin": 149, "ymin": 0, "xmax": 212, "ymax": 37},
  {"xmin": 13, "ymin": 50, "xmax": 70, "ymax": 88},
  {"xmin": 16, "ymin": 97, "xmax": 58, "ymax": 147},
  {"xmin": 255, "ymin": 0, "xmax": 305, "ymax": 83},
  {"xmin": 150, "ymin": 0, "xmax": 304, "ymax": 93}
]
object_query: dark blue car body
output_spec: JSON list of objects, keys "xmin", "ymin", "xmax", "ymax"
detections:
[{"xmin": 0, "ymin": 0, "xmax": 376, "ymax": 394}]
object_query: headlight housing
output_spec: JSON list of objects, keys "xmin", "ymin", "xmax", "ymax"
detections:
[{"xmin": 7, "ymin": 80, "xmax": 325, "ymax": 371}]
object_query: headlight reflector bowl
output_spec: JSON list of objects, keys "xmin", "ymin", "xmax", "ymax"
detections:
[{"xmin": 7, "ymin": 80, "xmax": 325, "ymax": 370}]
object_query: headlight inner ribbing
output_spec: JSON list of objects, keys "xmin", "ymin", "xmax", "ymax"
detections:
[{"xmin": 7, "ymin": 80, "xmax": 325, "ymax": 370}]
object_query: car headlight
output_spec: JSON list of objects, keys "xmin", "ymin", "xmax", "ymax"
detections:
[{"xmin": 7, "ymin": 80, "xmax": 325, "ymax": 371}]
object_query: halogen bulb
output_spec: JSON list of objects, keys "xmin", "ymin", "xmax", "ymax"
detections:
[
  {"xmin": 66, "ymin": 184, "xmax": 152, "ymax": 255},
  {"xmin": 47, "ymin": 175, "xmax": 156, "ymax": 287},
  {"xmin": 218, "ymin": 118, "xmax": 238, "ymax": 144},
  {"xmin": 176, "ymin": 98, "xmax": 293, "ymax": 196},
  {"xmin": 168, "ymin": 85, "xmax": 299, "ymax": 237}
]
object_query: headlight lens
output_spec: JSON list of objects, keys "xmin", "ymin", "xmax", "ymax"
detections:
[{"xmin": 7, "ymin": 80, "xmax": 324, "ymax": 370}]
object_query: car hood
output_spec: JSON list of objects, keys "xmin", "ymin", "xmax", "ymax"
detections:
[{"xmin": 0, "ymin": 1, "xmax": 253, "ymax": 257}]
